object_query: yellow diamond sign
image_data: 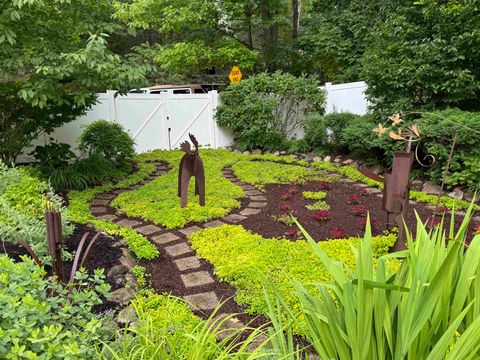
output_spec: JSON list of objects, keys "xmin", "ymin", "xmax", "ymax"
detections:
[{"xmin": 228, "ymin": 66, "xmax": 242, "ymax": 84}]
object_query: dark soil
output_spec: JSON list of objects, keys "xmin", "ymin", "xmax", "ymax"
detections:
[{"xmin": 240, "ymin": 180, "xmax": 480, "ymax": 244}]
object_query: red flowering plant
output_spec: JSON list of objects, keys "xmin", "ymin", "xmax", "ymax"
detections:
[
  {"xmin": 278, "ymin": 204, "xmax": 291, "ymax": 212},
  {"xmin": 329, "ymin": 227, "xmax": 347, "ymax": 239},
  {"xmin": 346, "ymin": 194, "xmax": 360, "ymax": 204},
  {"xmin": 285, "ymin": 227, "xmax": 300, "ymax": 238},
  {"xmin": 358, "ymin": 217, "xmax": 376, "ymax": 229},
  {"xmin": 314, "ymin": 210, "xmax": 331, "ymax": 221},
  {"xmin": 351, "ymin": 205, "xmax": 368, "ymax": 216}
]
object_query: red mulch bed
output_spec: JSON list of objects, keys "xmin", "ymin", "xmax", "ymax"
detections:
[{"xmin": 240, "ymin": 180, "xmax": 480, "ymax": 244}]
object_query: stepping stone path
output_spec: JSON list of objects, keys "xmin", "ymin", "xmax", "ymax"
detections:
[{"xmin": 88, "ymin": 163, "xmax": 269, "ymax": 321}]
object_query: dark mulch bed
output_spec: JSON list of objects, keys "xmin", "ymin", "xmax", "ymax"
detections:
[{"xmin": 240, "ymin": 180, "xmax": 480, "ymax": 244}]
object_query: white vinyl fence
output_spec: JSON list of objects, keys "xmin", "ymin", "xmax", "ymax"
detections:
[{"xmin": 23, "ymin": 81, "xmax": 369, "ymax": 160}]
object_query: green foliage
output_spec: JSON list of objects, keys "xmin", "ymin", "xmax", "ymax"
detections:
[
  {"xmin": 216, "ymin": 72, "xmax": 325, "ymax": 151},
  {"xmin": 0, "ymin": 163, "xmax": 72, "ymax": 262},
  {"xmin": 99, "ymin": 291, "xmax": 270, "ymax": 358},
  {"xmin": 189, "ymin": 225, "xmax": 395, "ymax": 323},
  {"xmin": 131, "ymin": 265, "xmax": 147, "ymax": 288},
  {"xmin": 302, "ymin": 191, "xmax": 327, "ymax": 200},
  {"xmin": 79, "ymin": 120, "xmax": 136, "ymax": 163},
  {"xmin": 306, "ymin": 200, "xmax": 330, "ymax": 211},
  {"xmin": 420, "ymin": 110, "xmax": 480, "ymax": 189},
  {"xmin": 231, "ymin": 160, "xmax": 322, "ymax": 190},
  {"xmin": 112, "ymin": 149, "xmax": 244, "ymax": 229},
  {"xmin": 272, "ymin": 214, "xmax": 296, "ymax": 226},
  {"xmin": 303, "ymin": 112, "xmax": 358, "ymax": 153},
  {"xmin": 362, "ymin": 1, "xmax": 480, "ymax": 112},
  {"xmin": 67, "ymin": 161, "xmax": 159, "ymax": 259},
  {"xmin": 0, "ymin": 255, "xmax": 111, "ymax": 359},
  {"xmin": 0, "ymin": 1, "xmax": 146, "ymax": 163},
  {"xmin": 269, "ymin": 206, "xmax": 480, "ymax": 359}
]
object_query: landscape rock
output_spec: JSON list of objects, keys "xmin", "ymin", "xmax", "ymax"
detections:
[
  {"xmin": 279, "ymin": 151, "xmax": 287, "ymax": 155},
  {"xmin": 242, "ymin": 151, "xmax": 251, "ymax": 155},
  {"xmin": 108, "ymin": 287, "xmax": 135, "ymax": 305},
  {"xmin": 350, "ymin": 161, "xmax": 360, "ymax": 169},
  {"xmin": 107, "ymin": 264, "xmax": 129, "ymax": 279},
  {"xmin": 251, "ymin": 149, "xmax": 262, "ymax": 155},
  {"xmin": 333, "ymin": 158, "xmax": 341, "ymax": 163},
  {"xmin": 233, "ymin": 149, "xmax": 242, "ymax": 154},
  {"xmin": 448, "ymin": 187, "xmax": 464, "ymax": 200},
  {"xmin": 464, "ymin": 192, "xmax": 476, "ymax": 202},
  {"xmin": 304, "ymin": 153, "xmax": 315, "ymax": 161},
  {"xmin": 371, "ymin": 164, "xmax": 384, "ymax": 175},
  {"xmin": 422, "ymin": 181, "xmax": 442, "ymax": 195},
  {"xmin": 335, "ymin": 155, "xmax": 342, "ymax": 160},
  {"xmin": 117, "ymin": 306, "xmax": 137, "ymax": 324},
  {"xmin": 323, "ymin": 155, "xmax": 332, "ymax": 162},
  {"xmin": 411, "ymin": 180, "xmax": 423, "ymax": 191},
  {"xmin": 125, "ymin": 273, "xmax": 138, "ymax": 290},
  {"xmin": 312, "ymin": 156, "xmax": 323, "ymax": 162},
  {"xmin": 342, "ymin": 159, "xmax": 354, "ymax": 165},
  {"xmin": 273, "ymin": 151, "xmax": 280, "ymax": 156}
]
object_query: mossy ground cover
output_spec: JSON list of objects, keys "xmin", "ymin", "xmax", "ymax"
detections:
[{"xmin": 189, "ymin": 224, "xmax": 395, "ymax": 319}]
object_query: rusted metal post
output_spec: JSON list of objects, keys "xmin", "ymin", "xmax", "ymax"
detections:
[
  {"xmin": 178, "ymin": 133, "xmax": 206, "ymax": 208},
  {"xmin": 45, "ymin": 210, "xmax": 64, "ymax": 282}
]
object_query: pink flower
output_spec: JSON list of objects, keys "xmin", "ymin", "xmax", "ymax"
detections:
[
  {"xmin": 346, "ymin": 195, "xmax": 360, "ymax": 204},
  {"xmin": 314, "ymin": 210, "xmax": 331, "ymax": 221},
  {"xmin": 351, "ymin": 205, "xmax": 368, "ymax": 216},
  {"xmin": 330, "ymin": 227, "xmax": 347, "ymax": 239},
  {"xmin": 278, "ymin": 204, "xmax": 291, "ymax": 211}
]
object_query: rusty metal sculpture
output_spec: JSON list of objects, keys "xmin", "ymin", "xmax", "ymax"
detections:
[
  {"xmin": 361, "ymin": 114, "xmax": 427, "ymax": 251},
  {"xmin": 178, "ymin": 133, "xmax": 205, "ymax": 208}
]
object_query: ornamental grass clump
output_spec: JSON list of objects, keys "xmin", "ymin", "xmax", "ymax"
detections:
[{"xmin": 268, "ymin": 204, "xmax": 480, "ymax": 359}]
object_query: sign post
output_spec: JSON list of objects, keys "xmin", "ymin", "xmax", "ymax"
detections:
[{"xmin": 228, "ymin": 66, "xmax": 243, "ymax": 84}]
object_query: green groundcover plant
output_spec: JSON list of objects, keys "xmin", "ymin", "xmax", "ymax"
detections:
[
  {"xmin": 0, "ymin": 255, "xmax": 111, "ymax": 359},
  {"xmin": 189, "ymin": 225, "xmax": 395, "ymax": 326},
  {"xmin": 268, "ymin": 205, "xmax": 480, "ymax": 359},
  {"xmin": 0, "ymin": 162, "xmax": 72, "ymax": 262}
]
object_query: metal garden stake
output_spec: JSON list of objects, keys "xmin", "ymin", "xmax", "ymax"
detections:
[{"xmin": 178, "ymin": 133, "xmax": 206, "ymax": 208}]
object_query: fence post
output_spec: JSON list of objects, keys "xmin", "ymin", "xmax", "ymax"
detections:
[
  {"xmin": 106, "ymin": 90, "xmax": 118, "ymax": 122},
  {"xmin": 209, "ymin": 90, "xmax": 219, "ymax": 149}
]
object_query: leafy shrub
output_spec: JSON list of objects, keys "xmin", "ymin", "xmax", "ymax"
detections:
[
  {"xmin": 269, "ymin": 206, "xmax": 480, "ymax": 359},
  {"xmin": 31, "ymin": 142, "xmax": 76, "ymax": 173},
  {"xmin": 306, "ymin": 200, "xmax": 330, "ymax": 211},
  {"xmin": 303, "ymin": 112, "xmax": 357, "ymax": 153},
  {"xmin": 420, "ymin": 110, "xmax": 480, "ymax": 189},
  {"xmin": 216, "ymin": 72, "xmax": 325, "ymax": 151},
  {"xmin": 79, "ymin": 120, "xmax": 135, "ymax": 163},
  {"xmin": 0, "ymin": 162, "xmax": 72, "ymax": 262},
  {"xmin": 0, "ymin": 255, "xmax": 111, "ymax": 359},
  {"xmin": 302, "ymin": 191, "xmax": 327, "ymax": 200},
  {"xmin": 189, "ymin": 225, "xmax": 395, "ymax": 324}
]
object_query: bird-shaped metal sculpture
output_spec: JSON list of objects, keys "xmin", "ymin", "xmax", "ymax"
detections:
[{"xmin": 178, "ymin": 133, "xmax": 205, "ymax": 208}]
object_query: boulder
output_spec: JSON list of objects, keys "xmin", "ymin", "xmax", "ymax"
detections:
[
  {"xmin": 242, "ymin": 151, "xmax": 251, "ymax": 155},
  {"xmin": 464, "ymin": 192, "xmax": 476, "ymax": 202},
  {"xmin": 273, "ymin": 151, "xmax": 280, "ymax": 156},
  {"xmin": 342, "ymin": 159, "xmax": 354, "ymax": 165},
  {"xmin": 448, "ymin": 187, "xmax": 464, "ymax": 200},
  {"xmin": 117, "ymin": 306, "xmax": 137, "ymax": 325},
  {"xmin": 233, "ymin": 149, "xmax": 242, "ymax": 154},
  {"xmin": 350, "ymin": 161, "xmax": 360, "ymax": 169},
  {"xmin": 108, "ymin": 287, "xmax": 135, "ymax": 305},
  {"xmin": 279, "ymin": 151, "xmax": 287, "ymax": 155},
  {"xmin": 333, "ymin": 158, "xmax": 341, "ymax": 163},
  {"xmin": 107, "ymin": 264, "xmax": 129, "ymax": 279},
  {"xmin": 304, "ymin": 153, "xmax": 315, "ymax": 161},
  {"xmin": 422, "ymin": 181, "xmax": 442, "ymax": 195},
  {"xmin": 323, "ymin": 155, "xmax": 332, "ymax": 162},
  {"xmin": 371, "ymin": 164, "xmax": 384, "ymax": 175},
  {"xmin": 313, "ymin": 156, "xmax": 323, "ymax": 162},
  {"xmin": 251, "ymin": 149, "xmax": 262, "ymax": 155}
]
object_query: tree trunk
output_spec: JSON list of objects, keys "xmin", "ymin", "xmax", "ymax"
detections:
[
  {"xmin": 292, "ymin": 0, "xmax": 301, "ymax": 39},
  {"xmin": 260, "ymin": 3, "xmax": 279, "ymax": 71}
]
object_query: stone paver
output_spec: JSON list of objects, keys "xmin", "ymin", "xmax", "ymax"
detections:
[
  {"xmin": 90, "ymin": 206, "xmax": 107, "ymax": 214},
  {"xmin": 249, "ymin": 195, "xmax": 267, "ymax": 201},
  {"xmin": 203, "ymin": 220, "xmax": 226, "ymax": 228},
  {"xmin": 244, "ymin": 190, "xmax": 263, "ymax": 196},
  {"xmin": 91, "ymin": 199, "xmax": 110, "ymax": 206},
  {"xmin": 239, "ymin": 208, "xmax": 261, "ymax": 216},
  {"xmin": 365, "ymin": 188, "xmax": 382, "ymax": 194},
  {"xmin": 97, "ymin": 194, "xmax": 116, "ymax": 200},
  {"xmin": 96, "ymin": 214, "xmax": 118, "ymax": 221},
  {"xmin": 181, "ymin": 271, "xmax": 214, "ymax": 287},
  {"xmin": 224, "ymin": 214, "xmax": 247, "ymax": 223},
  {"xmin": 355, "ymin": 183, "xmax": 368, "ymax": 187},
  {"xmin": 342, "ymin": 178, "xmax": 355, "ymax": 183},
  {"xmin": 249, "ymin": 202, "xmax": 267, "ymax": 208},
  {"xmin": 179, "ymin": 226, "xmax": 202, "ymax": 236},
  {"xmin": 116, "ymin": 218, "xmax": 142, "ymax": 228},
  {"xmin": 184, "ymin": 291, "xmax": 219, "ymax": 310},
  {"xmin": 136, "ymin": 224, "xmax": 162, "ymax": 235},
  {"xmin": 241, "ymin": 184, "xmax": 256, "ymax": 191},
  {"xmin": 175, "ymin": 256, "xmax": 201, "ymax": 271},
  {"xmin": 152, "ymin": 232, "xmax": 180, "ymax": 245},
  {"xmin": 165, "ymin": 243, "xmax": 192, "ymax": 257}
]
